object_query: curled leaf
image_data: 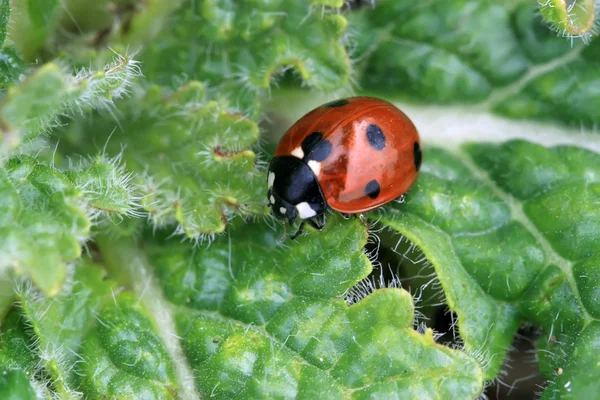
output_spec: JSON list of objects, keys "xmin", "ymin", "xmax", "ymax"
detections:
[{"xmin": 538, "ymin": 0, "xmax": 597, "ymax": 40}]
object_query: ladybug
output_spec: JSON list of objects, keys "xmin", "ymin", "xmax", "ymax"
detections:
[{"xmin": 267, "ymin": 96, "xmax": 422, "ymax": 239}]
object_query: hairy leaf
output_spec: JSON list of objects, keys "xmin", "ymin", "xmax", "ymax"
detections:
[
  {"xmin": 78, "ymin": 292, "xmax": 179, "ymax": 398},
  {"xmin": 0, "ymin": 0, "xmax": 9, "ymax": 48},
  {"xmin": 141, "ymin": 0, "xmax": 350, "ymax": 116},
  {"xmin": 0, "ymin": 47, "xmax": 25, "ymax": 90},
  {"xmin": 351, "ymin": 1, "xmax": 600, "ymax": 125},
  {"xmin": 0, "ymin": 154, "xmax": 139, "ymax": 295},
  {"xmin": 15, "ymin": 261, "xmax": 115, "ymax": 398},
  {"xmin": 374, "ymin": 140, "xmax": 600, "ymax": 392},
  {"xmin": 538, "ymin": 0, "xmax": 597, "ymax": 40},
  {"xmin": 0, "ymin": 308, "xmax": 43, "ymax": 398},
  {"xmin": 376, "ymin": 147, "xmax": 521, "ymax": 379},
  {"xmin": 0, "ymin": 259, "xmax": 178, "ymax": 398},
  {"xmin": 61, "ymin": 82, "xmax": 267, "ymax": 240},
  {"xmin": 1, "ymin": 1, "xmax": 599, "ymax": 399},
  {"xmin": 96, "ymin": 217, "xmax": 484, "ymax": 399},
  {"xmin": 466, "ymin": 140, "xmax": 600, "ymax": 396},
  {"xmin": 0, "ymin": 54, "xmax": 140, "ymax": 156}
]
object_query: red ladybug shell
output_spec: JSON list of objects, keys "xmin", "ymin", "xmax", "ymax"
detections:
[{"xmin": 274, "ymin": 97, "xmax": 421, "ymax": 214}]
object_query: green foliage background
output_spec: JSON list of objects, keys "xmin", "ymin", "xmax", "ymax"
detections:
[{"xmin": 0, "ymin": 0, "xmax": 599, "ymax": 398}]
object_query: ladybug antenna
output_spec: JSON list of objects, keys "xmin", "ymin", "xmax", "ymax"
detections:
[
  {"xmin": 244, "ymin": 201, "xmax": 269, "ymax": 207},
  {"xmin": 242, "ymin": 201, "xmax": 270, "ymax": 210},
  {"xmin": 280, "ymin": 219, "xmax": 287, "ymax": 242}
]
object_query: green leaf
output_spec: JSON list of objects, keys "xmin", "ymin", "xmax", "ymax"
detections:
[
  {"xmin": 0, "ymin": 53, "xmax": 141, "ymax": 155},
  {"xmin": 96, "ymin": 217, "xmax": 483, "ymax": 399},
  {"xmin": 0, "ymin": 154, "xmax": 139, "ymax": 295},
  {"xmin": 140, "ymin": 0, "xmax": 350, "ymax": 116},
  {"xmin": 375, "ymin": 153, "xmax": 521, "ymax": 379},
  {"xmin": 0, "ymin": 156, "xmax": 88, "ymax": 295},
  {"xmin": 0, "ymin": 47, "xmax": 25, "ymax": 90},
  {"xmin": 373, "ymin": 139, "xmax": 600, "ymax": 387},
  {"xmin": 0, "ymin": 307, "xmax": 37, "ymax": 372},
  {"xmin": 115, "ymin": 0, "xmax": 188, "ymax": 47},
  {"xmin": 350, "ymin": 1, "xmax": 600, "ymax": 125},
  {"xmin": 15, "ymin": 260, "xmax": 115, "ymax": 398},
  {"xmin": 538, "ymin": 0, "xmax": 596, "ymax": 39},
  {"xmin": 542, "ymin": 321, "xmax": 600, "ymax": 399},
  {"xmin": 0, "ymin": 0, "xmax": 10, "ymax": 48},
  {"xmin": 2, "ymin": 1, "xmax": 600, "ymax": 398},
  {"xmin": 0, "ymin": 259, "xmax": 178, "ymax": 398},
  {"xmin": 0, "ymin": 306, "xmax": 47, "ymax": 398},
  {"xmin": 354, "ymin": 1, "xmax": 529, "ymax": 99},
  {"xmin": 8, "ymin": 0, "xmax": 61, "ymax": 61},
  {"xmin": 78, "ymin": 292, "xmax": 179, "ymax": 398},
  {"xmin": 0, "ymin": 369, "xmax": 38, "ymax": 400},
  {"xmin": 64, "ymin": 154, "xmax": 140, "ymax": 217},
  {"xmin": 62, "ymin": 81, "xmax": 267, "ymax": 240}
]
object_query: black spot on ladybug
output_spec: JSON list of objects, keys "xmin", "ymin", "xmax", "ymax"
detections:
[
  {"xmin": 365, "ymin": 179, "xmax": 380, "ymax": 199},
  {"xmin": 301, "ymin": 132, "xmax": 323, "ymax": 154},
  {"xmin": 325, "ymin": 99, "xmax": 349, "ymax": 108},
  {"xmin": 366, "ymin": 124, "xmax": 385, "ymax": 151},
  {"xmin": 302, "ymin": 132, "xmax": 332, "ymax": 162},
  {"xmin": 414, "ymin": 142, "xmax": 422, "ymax": 170}
]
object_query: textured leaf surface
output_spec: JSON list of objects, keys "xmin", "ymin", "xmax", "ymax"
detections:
[
  {"xmin": 351, "ymin": 0, "xmax": 600, "ymax": 125},
  {"xmin": 466, "ymin": 140, "xmax": 600, "ymax": 397},
  {"xmin": 0, "ymin": 308, "xmax": 43, "ymax": 399},
  {"xmin": 0, "ymin": 47, "xmax": 25, "ymax": 90},
  {"xmin": 16, "ymin": 261, "xmax": 115, "ymax": 398},
  {"xmin": 0, "ymin": 154, "xmax": 138, "ymax": 295},
  {"xmin": 538, "ymin": 0, "xmax": 596, "ymax": 39},
  {"xmin": 78, "ymin": 292, "xmax": 179, "ymax": 399},
  {"xmin": 61, "ymin": 82, "xmax": 267, "ymax": 239},
  {"xmin": 0, "ymin": 54, "xmax": 140, "ymax": 156},
  {"xmin": 0, "ymin": 260, "xmax": 178, "ymax": 398},
  {"xmin": 0, "ymin": 0, "xmax": 9, "ymax": 48},
  {"xmin": 374, "ymin": 140, "xmax": 600, "ymax": 390},
  {"xmin": 134, "ymin": 218, "xmax": 482, "ymax": 399},
  {"xmin": 376, "ymin": 147, "xmax": 521, "ymax": 379},
  {"xmin": 1, "ymin": 0, "xmax": 600, "ymax": 399},
  {"xmin": 141, "ymin": 0, "xmax": 350, "ymax": 116}
]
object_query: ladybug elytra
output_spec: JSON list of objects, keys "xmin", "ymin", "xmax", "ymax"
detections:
[{"xmin": 267, "ymin": 97, "xmax": 421, "ymax": 239}]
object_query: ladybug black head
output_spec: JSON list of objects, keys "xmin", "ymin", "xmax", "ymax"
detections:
[{"xmin": 267, "ymin": 156, "xmax": 327, "ymax": 225}]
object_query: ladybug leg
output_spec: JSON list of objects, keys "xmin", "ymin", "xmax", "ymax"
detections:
[
  {"xmin": 290, "ymin": 222, "xmax": 305, "ymax": 240},
  {"xmin": 291, "ymin": 214, "xmax": 325, "ymax": 240},
  {"xmin": 358, "ymin": 213, "xmax": 370, "ymax": 228},
  {"xmin": 308, "ymin": 213, "xmax": 326, "ymax": 230}
]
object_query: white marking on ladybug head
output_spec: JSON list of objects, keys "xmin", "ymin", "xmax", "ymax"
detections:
[
  {"xmin": 291, "ymin": 147, "xmax": 304, "ymax": 159},
  {"xmin": 307, "ymin": 160, "xmax": 321, "ymax": 176},
  {"xmin": 270, "ymin": 195, "xmax": 275, "ymax": 204},
  {"xmin": 296, "ymin": 202, "xmax": 317, "ymax": 219},
  {"xmin": 268, "ymin": 172, "xmax": 275, "ymax": 188},
  {"xmin": 279, "ymin": 207, "xmax": 287, "ymax": 215}
]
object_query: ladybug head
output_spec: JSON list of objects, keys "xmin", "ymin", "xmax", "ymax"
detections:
[{"xmin": 267, "ymin": 156, "xmax": 327, "ymax": 224}]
